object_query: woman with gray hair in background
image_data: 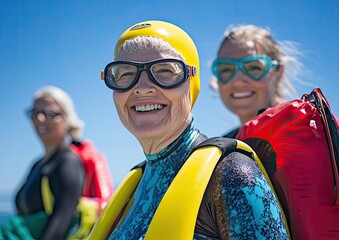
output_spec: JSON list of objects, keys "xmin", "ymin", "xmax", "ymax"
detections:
[
  {"xmin": 16, "ymin": 85, "xmax": 85, "ymax": 239},
  {"xmin": 1, "ymin": 86, "xmax": 85, "ymax": 239}
]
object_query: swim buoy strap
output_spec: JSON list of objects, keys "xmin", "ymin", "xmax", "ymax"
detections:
[
  {"xmin": 311, "ymin": 88, "xmax": 339, "ymax": 204},
  {"xmin": 41, "ymin": 176, "xmax": 54, "ymax": 215},
  {"xmin": 130, "ymin": 160, "xmax": 147, "ymax": 171},
  {"xmin": 193, "ymin": 137, "xmax": 255, "ymax": 159}
]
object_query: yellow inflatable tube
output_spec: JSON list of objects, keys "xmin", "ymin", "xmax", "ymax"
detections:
[
  {"xmin": 145, "ymin": 146, "xmax": 222, "ymax": 240},
  {"xmin": 88, "ymin": 168, "xmax": 142, "ymax": 240}
]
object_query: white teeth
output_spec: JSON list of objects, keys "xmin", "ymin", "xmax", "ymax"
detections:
[
  {"xmin": 135, "ymin": 104, "xmax": 164, "ymax": 112},
  {"xmin": 232, "ymin": 92, "xmax": 253, "ymax": 98}
]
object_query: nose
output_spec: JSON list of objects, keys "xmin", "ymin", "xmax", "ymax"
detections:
[
  {"xmin": 230, "ymin": 69, "xmax": 248, "ymax": 83},
  {"xmin": 133, "ymin": 71, "xmax": 157, "ymax": 95},
  {"xmin": 35, "ymin": 112, "xmax": 47, "ymax": 122}
]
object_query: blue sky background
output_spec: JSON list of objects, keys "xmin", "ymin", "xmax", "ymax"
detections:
[{"xmin": 1, "ymin": 0, "xmax": 338, "ymax": 210}]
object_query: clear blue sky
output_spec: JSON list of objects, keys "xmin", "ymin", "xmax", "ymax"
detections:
[{"xmin": 1, "ymin": 0, "xmax": 338, "ymax": 203}]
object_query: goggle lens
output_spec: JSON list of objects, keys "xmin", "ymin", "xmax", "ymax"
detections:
[
  {"xmin": 243, "ymin": 59, "xmax": 269, "ymax": 79},
  {"xmin": 110, "ymin": 64, "xmax": 137, "ymax": 88},
  {"xmin": 150, "ymin": 61, "xmax": 185, "ymax": 87},
  {"xmin": 216, "ymin": 63, "xmax": 236, "ymax": 83}
]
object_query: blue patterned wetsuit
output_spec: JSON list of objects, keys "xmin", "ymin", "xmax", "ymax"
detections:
[{"xmin": 110, "ymin": 122, "xmax": 288, "ymax": 239}]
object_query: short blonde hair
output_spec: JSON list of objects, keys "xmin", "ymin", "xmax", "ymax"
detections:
[{"xmin": 34, "ymin": 85, "xmax": 84, "ymax": 141}]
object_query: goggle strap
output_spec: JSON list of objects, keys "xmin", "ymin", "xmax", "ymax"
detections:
[
  {"xmin": 271, "ymin": 60, "xmax": 279, "ymax": 68},
  {"xmin": 189, "ymin": 66, "xmax": 197, "ymax": 77},
  {"xmin": 101, "ymin": 70, "xmax": 105, "ymax": 80}
]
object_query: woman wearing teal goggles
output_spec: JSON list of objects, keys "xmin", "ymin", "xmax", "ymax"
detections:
[{"xmin": 210, "ymin": 24, "xmax": 302, "ymax": 138}]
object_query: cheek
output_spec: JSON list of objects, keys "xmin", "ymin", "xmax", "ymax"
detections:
[
  {"xmin": 181, "ymin": 83, "xmax": 192, "ymax": 110},
  {"xmin": 113, "ymin": 92, "xmax": 120, "ymax": 109},
  {"xmin": 179, "ymin": 94, "xmax": 191, "ymax": 115},
  {"xmin": 57, "ymin": 118, "xmax": 70, "ymax": 132},
  {"xmin": 253, "ymin": 75, "xmax": 277, "ymax": 103},
  {"xmin": 113, "ymin": 92, "xmax": 127, "ymax": 117},
  {"xmin": 262, "ymin": 74, "xmax": 278, "ymax": 98},
  {"xmin": 52, "ymin": 120, "xmax": 69, "ymax": 137},
  {"xmin": 113, "ymin": 91, "xmax": 127, "ymax": 108},
  {"xmin": 169, "ymin": 84, "xmax": 191, "ymax": 117},
  {"xmin": 170, "ymin": 97, "xmax": 191, "ymax": 126},
  {"xmin": 217, "ymin": 84, "xmax": 232, "ymax": 103},
  {"xmin": 113, "ymin": 91, "xmax": 134, "ymax": 131}
]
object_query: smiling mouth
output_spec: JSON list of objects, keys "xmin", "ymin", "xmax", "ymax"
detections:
[
  {"xmin": 37, "ymin": 126, "xmax": 48, "ymax": 133},
  {"xmin": 231, "ymin": 91, "xmax": 254, "ymax": 99},
  {"xmin": 134, "ymin": 104, "xmax": 164, "ymax": 112}
]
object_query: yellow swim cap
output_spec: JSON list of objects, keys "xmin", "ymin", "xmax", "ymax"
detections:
[{"xmin": 114, "ymin": 20, "xmax": 200, "ymax": 108}]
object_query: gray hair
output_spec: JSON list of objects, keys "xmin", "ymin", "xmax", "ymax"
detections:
[
  {"xmin": 116, "ymin": 36, "xmax": 184, "ymax": 61},
  {"xmin": 34, "ymin": 85, "xmax": 84, "ymax": 141},
  {"xmin": 210, "ymin": 24, "xmax": 304, "ymax": 105}
]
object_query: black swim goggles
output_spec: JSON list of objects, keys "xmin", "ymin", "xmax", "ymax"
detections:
[
  {"xmin": 212, "ymin": 55, "xmax": 279, "ymax": 84},
  {"xmin": 102, "ymin": 58, "xmax": 196, "ymax": 92}
]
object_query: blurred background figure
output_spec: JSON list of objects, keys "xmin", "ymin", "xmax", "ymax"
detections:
[
  {"xmin": 210, "ymin": 24, "xmax": 304, "ymax": 137},
  {"xmin": 0, "ymin": 86, "xmax": 113, "ymax": 240}
]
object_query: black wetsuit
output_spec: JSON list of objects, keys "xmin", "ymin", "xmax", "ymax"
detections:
[
  {"xmin": 223, "ymin": 127, "xmax": 240, "ymax": 138},
  {"xmin": 15, "ymin": 145, "xmax": 85, "ymax": 240}
]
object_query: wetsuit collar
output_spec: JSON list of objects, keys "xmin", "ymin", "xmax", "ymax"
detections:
[{"xmin": 145, "ymin": 120, "xmax": 195, "ymax": 161}]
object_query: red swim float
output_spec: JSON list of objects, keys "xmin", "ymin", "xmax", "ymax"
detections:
[
  {"xmin": 236, "ymin": 88, "xmax": 339, "ymax": 240},
  {"xmin": 71, "ymin": 140, "xmax": 114, "ymax": 212}
]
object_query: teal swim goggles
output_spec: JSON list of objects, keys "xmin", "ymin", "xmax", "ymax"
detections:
[{"xmin": 212, "ymin": 55, "xmax": 279, "ymax": 84}]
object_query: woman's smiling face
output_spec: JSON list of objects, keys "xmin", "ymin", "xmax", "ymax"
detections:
[
  {"xmin": 31, "ymin": 95, "xmax": 68, "ymax": 146},
  {"xmin": 113, "ymin": 45, "xmax": 191, "ymax": 151},
  {"xmin": 217, "ymin": 40, "xmax": 279, "ymax": 124}
]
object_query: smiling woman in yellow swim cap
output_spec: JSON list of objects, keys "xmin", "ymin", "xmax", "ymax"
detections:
[{"xmin": 90, "ymin": 20, "xmax": 289, "ymax": 239}]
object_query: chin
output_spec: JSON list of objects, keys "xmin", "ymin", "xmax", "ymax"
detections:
[{"xmin": 131, "ymin": 126, "xmax": 160, "ymax": 138}]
